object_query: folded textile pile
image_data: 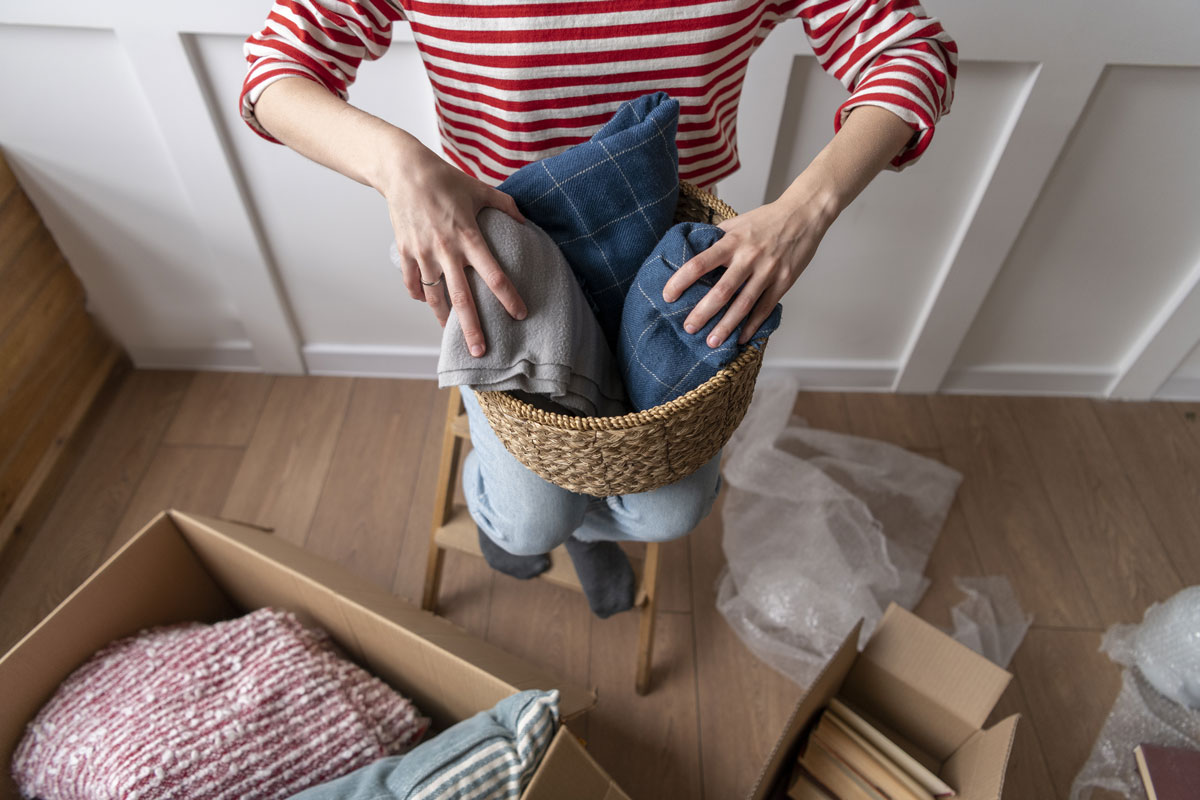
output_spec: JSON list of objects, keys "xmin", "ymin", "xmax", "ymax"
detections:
[
  {"xmin": 438, "ymin": 209, "xmax": 628, "ymax": 418},
  {"xmin": 436, "ymin": 91, "xmax": 781, "ymax": 416},
  {"xmin": 620, "ymin": 222, "xmax": 781, "ymax": 410},
  {"xmin": 12, "ymin": 608, "xmax": 429, "ymax": 800},
  {"xmin": 500, "ymin": 91, "xmax": 681, "ymax": 347},
  {"xmin": 287, "ymin": 690, "xmax": 560, "ymax": 800}
]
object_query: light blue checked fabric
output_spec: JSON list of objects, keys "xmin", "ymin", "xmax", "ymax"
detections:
[
  {"xmin": 286, "ymin": 690, "xmax": 559, "ymax": 800},
  {"xmin": 499, "ymin": 91, "xmax": 680, "ymax": 347},
  {"xmin": 619, "ymin": 222, "xmax": 782, "ymax": 411}
]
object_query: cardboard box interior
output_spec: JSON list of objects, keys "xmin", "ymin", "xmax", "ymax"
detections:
[
  {"xmin": 749, "ymin": 605, "xmax": 1019, "ymax": 800},
  {"xmin": 0, "ymin": 510, "xmax": 623, "ymax": 800}
]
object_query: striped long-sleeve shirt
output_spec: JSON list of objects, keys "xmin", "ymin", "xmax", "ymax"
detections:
[{"xmin": 241, "ymin": 0, "xmax": 957, "ymax": 187}]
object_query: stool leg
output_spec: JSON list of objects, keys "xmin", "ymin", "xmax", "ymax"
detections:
[
  {"xmin": 422, "ymin": 387, "xmax": 466, "ymax": 613},
  {"xmin": 635, "ymin": 541, "xmax": 662, "ymax": 695}
]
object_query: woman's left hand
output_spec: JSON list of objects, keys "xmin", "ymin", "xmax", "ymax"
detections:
[{"xmin": 662, "ymin": 181, "xmax": 839, "ymax": 347}]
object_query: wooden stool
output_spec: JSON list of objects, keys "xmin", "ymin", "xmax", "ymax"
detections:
[{"xmin": 421, "ymin": 386, "xmax": 662, "ymax": 695}]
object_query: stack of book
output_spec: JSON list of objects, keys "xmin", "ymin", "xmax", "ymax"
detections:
[{"xmin": 788, "ymin": 699, "xmax": 956, "ymax": 800}]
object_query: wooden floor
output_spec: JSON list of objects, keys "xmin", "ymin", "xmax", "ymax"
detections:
[{"xmin": 3, "ymin": 371, "xmax": 1198, "ymax": 800}]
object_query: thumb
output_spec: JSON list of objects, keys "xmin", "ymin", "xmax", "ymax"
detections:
[{"xmin": 492, "ymin": 189, "xmax": 527, "ymax": 225}]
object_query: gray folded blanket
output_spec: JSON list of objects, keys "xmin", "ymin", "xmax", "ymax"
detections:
[{"xmin": 437, "ymin": 208, "xmax": 630, "ymax": 417}]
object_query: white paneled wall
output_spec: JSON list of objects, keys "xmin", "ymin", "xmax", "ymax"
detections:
[
  {"xmin": 0, "ymin": 25, "xmax": 248, "ymax": 364},
  {"xmin": 949, "ymin": 66, "xmax": 1200, "ymax": 395},
  {"xmin": 1, "ymin": 1, "xmax": 1198, "ymax": 398}
]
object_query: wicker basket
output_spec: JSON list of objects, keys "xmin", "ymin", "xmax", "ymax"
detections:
[{"xmin": 476, "ymin": 181, "xmax": 766, "ymax": 497}]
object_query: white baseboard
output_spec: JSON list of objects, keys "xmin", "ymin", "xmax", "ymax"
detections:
[
  {"xmin": 940, "ymin": 365, "xmax": 1113, "ymax": 396},
  {"xmin": 122, "ymin": 341, "xmax": 1200, "ymax": 400},
  {"xmin": 303, "ymin": 344, "xmax": 439, "ymax": 378},
  {"xmin": 129, "ymin": 341, "xmax": 260, "ymax": 372},
  {"xmin": 1155, "ymin": 375, "xmax": 1200, "ymax": 401},
  {"xmin": 761, "ymin": 358, "xmax": 898, "ymax": 392}
]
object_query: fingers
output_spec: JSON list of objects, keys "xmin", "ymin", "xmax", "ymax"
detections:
[
  {"xmin": 399, "ymin": 254, "xmax": 426, "ymax": 303},
  {"xmin": 464, "ymin": 231, "xmax": 526, "ymax": 321},
  {"xmin": 416, "ymin": 257, "xmax": 450, "ymax": 327},
  {"xmin": 692, "ymin": 268, "xmax": 768, "ymax": 348},
  {"xmin": 662, "ymin": 243, "xmax": 727, "ymax": 303},
  {"xmin": 491, "ymin": 189, "xmax": 527, "ymax": 225},
  {"xmin": 737, "ymin": 285, "xmax": 785, "ymax": 345},
  {"xmin": 438, "ymin": 252, "xmax": 487, "ymax": 357}
]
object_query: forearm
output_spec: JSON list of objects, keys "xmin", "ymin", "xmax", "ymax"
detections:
[
  {"xmin": 253, "ymin": 76, "xmax": 425, "ymax": 196},
  {"xmin": 778, "ymin": 105, "xmax": 916, "ymax": 223}
]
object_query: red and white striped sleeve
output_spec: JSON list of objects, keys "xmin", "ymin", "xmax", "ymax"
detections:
[
  {"xmin": 240, "ymin": 0, "xmax": 406, "ymax": 143},
  {"xmin": 798, "ymin": 0, "xmax": 957, "ymax": 170}
]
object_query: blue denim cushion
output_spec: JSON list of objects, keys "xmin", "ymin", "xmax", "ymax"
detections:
[
  {"xmin": 619, "ymin": 222, "xmax": 782, "ymax": 411},
  {"xmin": 499, "ymin": 92, "xmax": 680, "ymax": 347},
  {"xmin": 286, "ymin": 690, "xmax": 559, "ymax": 800}
]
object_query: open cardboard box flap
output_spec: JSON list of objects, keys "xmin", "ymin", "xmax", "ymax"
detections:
[
  {"xmin": 523, "ymin": 728, "xmax": 632, "ymax": 800},
  {"xmin": 0, "ymin": 510, "xmax": 600, "ymax": 800},
  {"xmin": 748, "ymin": 605, "xmax": 1019, "ymax": 800}
]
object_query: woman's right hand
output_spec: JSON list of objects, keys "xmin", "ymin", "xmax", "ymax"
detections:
[{"xmin": 379, "ymin": 139, "xmax": 528, "ymax": 357}]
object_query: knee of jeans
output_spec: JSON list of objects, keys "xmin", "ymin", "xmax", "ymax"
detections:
[
  {"xmin": 628, "ymin": 486, "xmax": 718, "ymax": 542},
  {"xmin": 488, "ymin": 498, "xmax": 582, "ymax": 556}
]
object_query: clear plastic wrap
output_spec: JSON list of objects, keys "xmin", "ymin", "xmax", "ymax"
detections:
[
  {"xmin": 1070, "ymin": 586, "xmax": 1200, "ymax": 799},
  {"xmin": 948, "ymin": 576, "xmax": 1033, "ymax": 669},
  {"xmin": 716, "ymin": 374, "xmax": 963, "ymax": 687}
]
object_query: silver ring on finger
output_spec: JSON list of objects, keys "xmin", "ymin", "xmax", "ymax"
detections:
[{"xmin": 420, "ymin": 275, "xmax": 444, "ymax": 287}]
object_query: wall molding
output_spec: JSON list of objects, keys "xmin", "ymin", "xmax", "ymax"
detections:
[
  {"xmin": 1155, "ymin": 376, "xmax": 1200, "ymax": 402},
  {"xmin": 760, "ymin": 359, "xmax": 898, "ymax": 393},
  {"xmin": 303, "ymin": 344, "xmax": 440, "ymax": 378},
  {"xmin": 129, "ymin": 341, "xmax": 260, "ymax": 372},
  {"xmin": 940, "ymin": 365, "xmax": 1113, "ymax": 397},
  {"xmin": 125, "ymin": 342, "xmax": 1200, "ymax": 400}
]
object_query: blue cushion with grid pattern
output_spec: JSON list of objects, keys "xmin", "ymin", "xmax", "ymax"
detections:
[
  {"xmin": 619, "ymin": 222, "xmax": 781, "ymax": 411},
  {"xmin": 499, "ymin": 92, "xmax": 680, "ymax": 348}
]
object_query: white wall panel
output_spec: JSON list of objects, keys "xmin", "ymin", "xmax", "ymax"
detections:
[
  {"xmin": 952, "ymin": 66, "xmax": 1200, "ymax": 372},
  {"xmin": 1175, "ymin": 346, "xmax": 1200, "ymax": 380},
  {"xmin": 759, "ymin": 59, "xmax": 1034, "ymax": 368},
  {"xmin": 0, "ymin": 25, "xmax": 246, "ymax": 354},
  {"xmin": 192, "ymin": 33, "xmax": 443, "ymax": 351},
  {"xmin": 1157, "ymin": 340, "xmax": 1200, "ymax": 400}
]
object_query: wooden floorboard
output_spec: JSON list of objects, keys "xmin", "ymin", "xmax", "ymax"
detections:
[
  {"xmin": 1009, "ymin": 397, "xmax": 1184, "ymax": 622},
  {"xmin": 5, "ymin": 372, "xmax": 1198, "ymax": 800},
  {"xmin": 928, "ymin": 395, "xmax": 1103, "ymax": 629},
  {"xmin": 586, "ymin": 611, "xmax": 703, "ymax": 800},
  {"xmin": 220, "ymin": 376, "xmax": 352, "ymax": 546},
  {"xmin": 305, "ymin": 378, "xmax": 437, "ymax": 591},
  {"xmin": 103, "ymin": 444, "xmax": 243, "ymax": 559},
  {"xmin": 1091, "ymin": 399, "xmax": 1200, "ymax": 585},
  {"xmin": 391, "ymin": 386, "xmax": 455, "ymax": 606},
  {"xmin": 484, "ymin": 573, "xmax": 593, "ymax": 689},
  {"xmin": 163, "ymin": 371, "xmax": 274, "ymax": 447},
  {"xmin": 842, "ymin": 392, "xmax": 941, "ymax": 451},
  {"xmin": 1013, "ymin": 628, "xmax": 1123, "ymax": 799}
]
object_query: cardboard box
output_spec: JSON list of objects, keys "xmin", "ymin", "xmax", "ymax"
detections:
[
  {"xmin": 748, "ymin": 604, "xmax": 1018, "ymax": 800},
  {"xmin": 0, "ymin": 510, "xmax": 629, "ymax": 800}
]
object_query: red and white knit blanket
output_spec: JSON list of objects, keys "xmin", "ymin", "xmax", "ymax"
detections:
[{"xmin": 12, "ymin": 608, "xmax": 429, "ymax": 800}]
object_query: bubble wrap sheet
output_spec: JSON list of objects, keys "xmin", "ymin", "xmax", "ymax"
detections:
[
  {"xmin": 715, "ymin": 374, "xmax": 964, "ymax": 688},
  {"xmin": 949, "ymin": 575, "xmax": 1033, "ymax": 669},
  {"xmin": 1070, "ymin": 587, "xmax": 1200, "ymax": 800}
]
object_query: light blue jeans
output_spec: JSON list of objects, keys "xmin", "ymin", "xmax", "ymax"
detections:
[{"xmin": 461, "ymin": 389, "xmax": 722, "ymax": 555}]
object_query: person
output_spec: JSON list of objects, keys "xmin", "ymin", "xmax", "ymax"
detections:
[{"xmin": 240, "ymin": 0, "xmax": 957, "ymax": 617}]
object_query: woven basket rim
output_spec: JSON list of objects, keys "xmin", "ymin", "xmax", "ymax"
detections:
[
  {"xmin": 477, "ymin": 178, "xmax": 763, "ymax": 433},
  {"xmin": 479, "ymin": 339, "xmax": 766, "ymax": 432}
]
